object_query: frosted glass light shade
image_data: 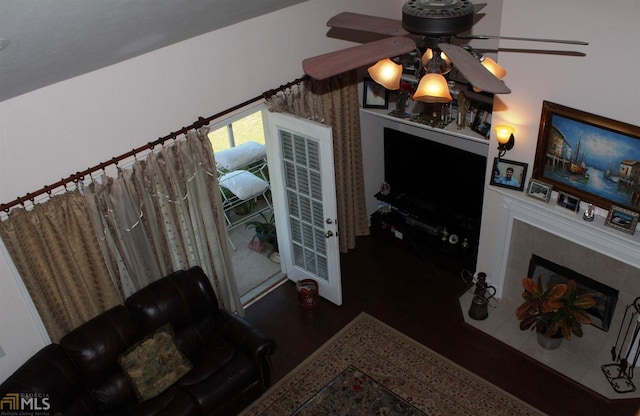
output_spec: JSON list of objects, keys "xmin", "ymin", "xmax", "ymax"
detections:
[
  {"xmin": 495, "ymin": 124, "xmax": 515, "ymax": 144},
  {"xmin": 481, "ymin": 57, "xmax": 507, "ymax": 79},
  {"xmin": 367, "ymin": 59, "xmax": 403, "ymax": 90},
  {"xmin": 422, "ymin": 48, "xmax": 451, "ymax": 65},
  {"xmin": 412, "ymin": 73, "xmax": 452, "ymax": 103}
]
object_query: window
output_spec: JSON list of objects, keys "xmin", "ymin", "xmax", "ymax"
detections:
[{"xmin": 208, "ymin": 109, "xmax": 266, "ymax": 152}]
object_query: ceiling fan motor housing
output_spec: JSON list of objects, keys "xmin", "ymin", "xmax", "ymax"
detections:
[{"xmin": 402, "ymin": 0, "xmax": 476, "ymax": 35}]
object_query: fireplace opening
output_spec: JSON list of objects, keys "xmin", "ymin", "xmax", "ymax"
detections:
[{"xmin": 527, "ymin": 254, "xmax": 619, "ymax": 332}]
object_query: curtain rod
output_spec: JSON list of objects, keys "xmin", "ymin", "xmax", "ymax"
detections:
[{"xmin": 0, "ymin": 76, "xmax": 308, "ymax": 213}]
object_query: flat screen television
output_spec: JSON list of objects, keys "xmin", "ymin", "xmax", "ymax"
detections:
[{"xmin": 383, "ymin": 127, "xmax": 487, "ymax": 222}]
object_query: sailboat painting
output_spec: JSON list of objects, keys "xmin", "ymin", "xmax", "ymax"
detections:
[{"xmin": 533, "ymin": 101, "xmax": 640, "ymax": 211}]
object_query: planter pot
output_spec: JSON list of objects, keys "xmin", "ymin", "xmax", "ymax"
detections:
[{"xmin": 536, "ymin": 329, "xmax": 563, "ymax": 350}]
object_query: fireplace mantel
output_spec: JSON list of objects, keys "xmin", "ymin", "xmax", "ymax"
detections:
[
  {"xmin": 465, "ymin": 187, "xmax": 640, "ymax": 398},
  {"xmin": 489, "ymin": 185, "xmax": 640, "ymax": 298}
]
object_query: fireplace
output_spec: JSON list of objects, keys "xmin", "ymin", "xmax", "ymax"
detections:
[
  {"xmin": 527, "ymin": 254, "xmax": 619, "ymax": 332},
  {"xmin": 461, "ymin": 189, "xmax": 640, "ymax": 399}
]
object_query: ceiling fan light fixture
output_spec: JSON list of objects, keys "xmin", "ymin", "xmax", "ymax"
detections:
[
  {"xmin": 422, "ymin": 48, "xmax": 451, "ymax": 65},
  {"xmin": 423, "ymin": 49, "xmax": 451, "ymax": 75},
  {"xmin": 480, "ymin": 56, "xmax": 507, "ymax": 79},
  {"xmin": 368, "ymin": 58, "xmax": 403, "ymax": 90},
  {"xmin": 412, "ymin": 73, "xmax": 452, "ymax": 103}
]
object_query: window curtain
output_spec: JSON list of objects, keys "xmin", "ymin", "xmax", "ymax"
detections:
[
  {"xmin": 0, "ymin": 191, "xmax": 121, "ymax": 342},
  {"xmin": 265, "ymin": 71, "xmax": 369, "ymax": 252},
  {"xmin": 82, "ymin": 127, "xmax": 242, "ymax": 314}
]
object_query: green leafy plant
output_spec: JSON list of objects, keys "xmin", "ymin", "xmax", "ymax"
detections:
[
  {"xmin": 245, "ymin": 212, "xmax": 277, "ymax": 248},
  {"xmin": 515, "ymin": 276, "xmax": 597, "ymax": 340}
]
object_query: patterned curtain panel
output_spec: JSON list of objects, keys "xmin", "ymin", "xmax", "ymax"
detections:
[
  {"xmin": 0, "ymin": 191, "xmax": 121, "ymax": 342},
  {"xmin": 265, "ymin": 79, "xmax": 325, "ymax": 122},
  {"xmin": 316, "ymin": 71, "xmax": 370, "ymax": 252},
  {"xmin": 266, "ymin": 72, "xmax": 370, "ymax": 252},
  {"xmin": 83, "ymin": 128, "xmax": 242, "ymax": 314}
]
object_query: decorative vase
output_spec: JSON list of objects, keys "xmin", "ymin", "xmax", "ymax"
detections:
[
  {"xmin": 536, "ymin": 327, "xmax": 563, "ymax": 350},
  {"xmin": 395, "ymin": 91, "xmax": 410, "ymax": 116},
  {"xmin": 396, "ymin": 100, "xmax": 407, "ymax": 116}
]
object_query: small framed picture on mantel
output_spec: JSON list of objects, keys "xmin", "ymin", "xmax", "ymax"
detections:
[
  {"xmin": 605, "ymin": 205, "xmax": 639, "ymax": 235},
  {"xmin": 527, "ymin": 179, "xmax": 552, "ymax": 202},
  {"xmin": 362, "ymin": 78, "xmax": 388, "ymax": 109}
]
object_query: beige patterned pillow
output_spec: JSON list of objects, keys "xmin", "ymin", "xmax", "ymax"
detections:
[{"xmin": 118, "ymin": 324, "xmax": 192, "ymax": 402}]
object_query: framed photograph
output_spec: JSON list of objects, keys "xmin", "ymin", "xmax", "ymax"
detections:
[
  {"xmin": 362, "ymin": 77, "xmax": 388, "ymax": 109},
  {"xmin": 533, "ymin": 100, "xmax": 640, "ymax": 212},
  {"xmin": 490, "ymin": 158, "xmax": 528, "ymax": 191},
  {"xmin": 527, "ymin": 179, "xmax": 552, "ymax": 202},
  {"xmin": 557, "ymin": 191, "xmax": 580, "ymax": 213},
  {"xmin": 604, "ymin": 205, "xmax": 639, "ymax": 235},
  {"xmin": 471, "ymin": 105, "xmax": 492, "ymax": 138}
]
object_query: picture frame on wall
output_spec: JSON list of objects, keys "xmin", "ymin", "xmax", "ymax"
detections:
[
  {"xmin": 557, "ymin": 191, "xmax": 581, "ymax": 213},
  {"xmin": 362, "ymin": 77, "xmax": 388, "ymax": 109},
  {"xmin": 532, "ymin": 100, "xmax": 640, "ymax": 213},
  {"xmin": 604, "ymin": 205, "xmax": 639, "ymax": 235},
  {"xmin": 527, "ymin": 179, "xmax": 552, "ymax": 202},
  {"xmin": 471, "ymin": 105, "xmax": 492, "ymax": 138},
  {"xmin": 490, "ymin": 158, "xmax": 528, "ymax": 191}
]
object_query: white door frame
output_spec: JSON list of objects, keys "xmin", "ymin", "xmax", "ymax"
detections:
[{"xmin": 264, "ymin": 111, "xmax": 342, "ymax": 306}]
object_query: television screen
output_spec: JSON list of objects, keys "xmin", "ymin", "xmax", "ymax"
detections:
[{"xmin": 383, "ymin": 127, "xmax": 487, "ymax": 222}]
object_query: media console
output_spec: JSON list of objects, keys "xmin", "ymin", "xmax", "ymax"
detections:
[{"xmin": 371, "ymin": 192, "xmax": 481, "ymax": 274}]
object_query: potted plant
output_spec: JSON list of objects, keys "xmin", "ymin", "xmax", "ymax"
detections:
[
  {"xmin": 516, "ymin": 276, "xmax": 596, "ymax": 349},
  {"xmin": 245, "ymin": 212, "xmax": 277, "ymax": 252}
]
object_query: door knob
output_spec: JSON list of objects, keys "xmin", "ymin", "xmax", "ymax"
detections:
[
  {"xmin": 325, "ymin": 218, "xmax": 333, "ymax": 224},
  {"xmin": 325, "ymin": 230, "xmax": 334, "ymax": 238}
]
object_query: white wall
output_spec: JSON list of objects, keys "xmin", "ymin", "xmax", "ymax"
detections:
[
  {"xmin": 0, "ymin": 0, "xmax": 403, "ymax": 380},
  {"xmin": 477, "ymin": 0, "xmax": 640, "ymax": 286}
]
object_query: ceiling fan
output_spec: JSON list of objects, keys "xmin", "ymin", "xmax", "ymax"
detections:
[{"xmin": 302, "ymin": 0, "xmax": 588, "ymax": 103}]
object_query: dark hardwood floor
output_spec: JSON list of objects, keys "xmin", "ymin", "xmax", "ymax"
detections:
[{"xmin": 244, "ymin": 236, "xmax": 640, "ymax": 416}]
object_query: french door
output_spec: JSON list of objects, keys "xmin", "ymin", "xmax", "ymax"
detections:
[{"xmin": 264, "ymin": 111, "xmax": 342, "ymax": 306}]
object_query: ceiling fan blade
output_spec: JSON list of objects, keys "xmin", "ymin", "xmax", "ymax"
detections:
[
  {"xmin": 496, "ymin": 48, "xmax": 586, "ymax": 57},
  {"xmin": 303, "ymin": 37, "xmax": 416, "ymax": 80},
  {"xmin": 438, "ymin": 43, "xmax": 511, "ymax": 94},
  {"xmin": 327, "ymin": 12, "xmax": 409, "ymax": 37},
  {"xmin": 456, "ymin": 34, "xmax": 588, "ymax": 45}
]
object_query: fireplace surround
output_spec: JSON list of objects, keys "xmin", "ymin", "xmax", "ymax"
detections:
[{"xmin": 461, "ymin": 187, "xmax": 640, "ymax": 399}]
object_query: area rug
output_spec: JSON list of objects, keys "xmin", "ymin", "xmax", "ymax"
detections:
[{"xmin": 239, "ymin": 313, "xmax": 545, "ymax": 416}]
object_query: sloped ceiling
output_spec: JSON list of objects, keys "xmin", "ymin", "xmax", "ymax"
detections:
[{"xmin": 0, "ymin": 0, "xmax": 307, "ymax": 103}]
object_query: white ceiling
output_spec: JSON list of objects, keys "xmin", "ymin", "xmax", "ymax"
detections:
[{"xmin": 0, "ymin": 0, "xmax": 307, "ymax": 103}]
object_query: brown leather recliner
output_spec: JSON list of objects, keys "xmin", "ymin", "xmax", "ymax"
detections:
[{"xmin": 0, "ymin": 266, "xmax": 276, "ymax": 415}]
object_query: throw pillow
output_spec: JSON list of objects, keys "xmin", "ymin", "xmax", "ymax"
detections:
[{"xmin": 118, "ymin": 324, "xmax": 192, "ymax": 402}]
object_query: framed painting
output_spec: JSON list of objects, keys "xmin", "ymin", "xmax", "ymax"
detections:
[
  {"xmin": 362, "ymin": 77, "xmax": 388, "ymax": 109},
  {"xmin": 490, "ymin": 158, "xmax": 527, "ymax": 191},
  {"xmin": 532, "ymin": 101, "xmax": 640, "ymax": 212}
]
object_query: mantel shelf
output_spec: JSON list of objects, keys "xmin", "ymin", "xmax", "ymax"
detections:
[
  {"xmin": 489, "ymin": 184, "xmax": 640, "ymax": 299},
  {"xmin": 490, "ymin": 184, "xmax": 640, "ymax": 248},
  {"xmin": 361, "ymin": 108, "xmax": 489, "ymax": 147}
]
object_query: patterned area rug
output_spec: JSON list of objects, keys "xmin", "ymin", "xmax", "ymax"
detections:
[{"xmin": 239, "ymin": 313, "xmax": 546, "ymax": 416}]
